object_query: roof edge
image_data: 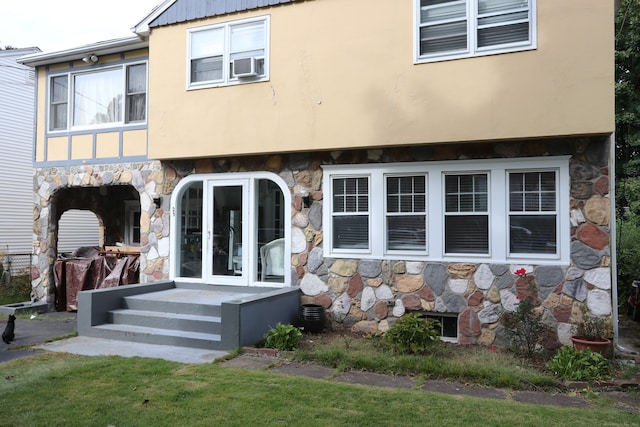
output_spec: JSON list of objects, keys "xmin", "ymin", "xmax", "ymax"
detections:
[
  {"xmin": 132, "ymin": 0, "xmax": 178, "ymax": 36},
  {"xmin": 17, "ymin": 36, "xmax": 148, "ymax": 67}
]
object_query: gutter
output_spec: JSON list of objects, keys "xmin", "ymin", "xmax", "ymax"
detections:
[
  {"xmin": 17, "ymin": 36, "xmax": 148, "ymax": 67},
  {"xmin": 610, "ymin": 132, "xmax": 632, "ymax": 354}
]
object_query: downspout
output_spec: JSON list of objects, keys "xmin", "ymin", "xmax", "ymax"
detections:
[{"xmin": 610, "ymin": 132, "xmax": 631, "ymax": 354}]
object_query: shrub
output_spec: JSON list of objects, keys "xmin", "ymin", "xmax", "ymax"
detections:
[
  {"xmin": 384, "ymin": 313, "xmax": 442, "ymax": 355},
  {"xmin": 263, "ymin": 323, "xmax": 303, "ymax": 351},
  {"xmin": 547, "ymin": 346, "xmax": 611, "ymax": 381},
  {"xmin": 501, "ymin": 275, "xmax": 549, "ymax": 358}
]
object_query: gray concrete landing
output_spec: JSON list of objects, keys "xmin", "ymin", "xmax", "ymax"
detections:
[{"xmin": 37, "ymin": 336, "xmax": 229, "ymax": 363}]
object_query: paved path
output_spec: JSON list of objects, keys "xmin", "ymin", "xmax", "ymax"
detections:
[
  {"xmin": 0, "ymin": 312, "xmax": 77, "ymax": 363},
  {"xmin": 221, "ymin": 354, "xmax": 603, "ymax": 410}
]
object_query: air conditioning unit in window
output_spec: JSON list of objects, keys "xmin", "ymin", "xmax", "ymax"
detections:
[{"xmin": 233, "ymin": 57, "xmax": 257, "ymax": 78}]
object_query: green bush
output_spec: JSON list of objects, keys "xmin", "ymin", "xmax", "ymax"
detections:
[
  {"xmin": 547, "ymin": 346, "xmax": 611, "ymax": 381},
  {"xmin": 501, "ymin": 279, "xmax": 550, "ymax": 359},
  {"xmin": 384, "ymin": 313, "xmax": 442, "ymax": 355},
  {"xmin": 263, "ymin": 323, "xmax": 303, "ymax": 351}
]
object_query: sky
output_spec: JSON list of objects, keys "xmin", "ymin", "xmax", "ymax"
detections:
[{"xmin": 1, "ymin": 0, "xmax": 163, "ymax": 53}]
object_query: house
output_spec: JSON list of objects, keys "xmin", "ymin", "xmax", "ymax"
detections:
[
  {"xmin": 0, "ymin": 48, "xmax": 39, "ymax": 261},
  {"xmin": 0, "ymin": 47, "xmax": 100, "ymax": 286},
  {"xmin": 19, "ymin": 0, "xmax": 616, "ymax": 349}
]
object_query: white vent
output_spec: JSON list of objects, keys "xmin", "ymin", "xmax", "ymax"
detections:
[{"xmin": 233, "ymin": 57, "xmax": 257, "ymax": 78}]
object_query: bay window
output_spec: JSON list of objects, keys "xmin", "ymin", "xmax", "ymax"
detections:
[{"xmin": 415, "ymin": 0, "xmax": 535, "ymax": 63}]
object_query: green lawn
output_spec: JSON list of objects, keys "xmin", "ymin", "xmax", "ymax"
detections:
[{"xmin": 0, "ymin": 353, "xmax": 636, "ymax": 427}]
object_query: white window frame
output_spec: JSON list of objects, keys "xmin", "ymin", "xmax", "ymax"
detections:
[
  {"xmin": 47, "ymin": 61, "xmax": 148, "ymax": 133},
  {"xmin": 323, "ymin": 156, "xmax": 569, "ymax": 264},
  {"xmin": 186, "ymin": 15, "xmax": 270, "ymax": 90},
  {"xmin": 124, "ymin": 201, "xmax": 141, "ymax": 246},
  {"xmin": 443, "ymin": 171, "xmax": 490, "ymax": 256},
  {"xmin": 414, "ymin": 0, "xmax": 536, "ymax": 64}
]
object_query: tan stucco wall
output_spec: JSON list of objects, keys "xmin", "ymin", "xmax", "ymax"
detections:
[
  {"xmin": 47, "ymin": 137, "xmax": 68, "ymax": 161},
  {"xmin": 96, "ymin": 132, "xmax": 120, "ymax": 158},
  {"xmin": 71, "ymin": 134, "xmax": 93, "ymax": 160},
  {"xmin": 123, "ymin": 129, "xmax": 147, "ymax": 156},
  {"xmin": 147, "ymin": 0, "xmax": 615, "ymax": 160}
]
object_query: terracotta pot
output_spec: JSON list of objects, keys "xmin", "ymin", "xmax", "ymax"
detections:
[{"xmin": 570, "ymin": 335, "xmax": 611, "ymax": 356}]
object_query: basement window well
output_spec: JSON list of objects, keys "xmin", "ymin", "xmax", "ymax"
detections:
[{"xmin": 422, "ymin": 312, "xmax": 458, "ymax": 342}]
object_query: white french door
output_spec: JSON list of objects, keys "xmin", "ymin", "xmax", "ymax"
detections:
[
  {"xmin": 207, "ymin": 179, "xmax": 249, "ymax": 285},
  {"xmin": 171, "ymin": 172, "xmax": 289, "ymax": 287}
]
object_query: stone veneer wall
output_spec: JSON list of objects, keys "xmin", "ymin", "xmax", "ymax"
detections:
[
  {"xmin": 32, "ymin": 161, "xmax": 170, "ymax": 304},
  {"xmin": 32, "ymin": 136, "xmax": 612, "ymax": 347},
  {"xmin": 163, "ymin": 135, "xmax": 613, "ymax": 347}
]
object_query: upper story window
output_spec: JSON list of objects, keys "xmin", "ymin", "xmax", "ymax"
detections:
[
  {"xmin": 323, "ymin": 157, "xmax": 569, "ymax": 264},
  {"xmin": 415, "ymin": 0, "xmax": 535, "ymax": 63},
  {"xmin": 48, "ymin": 62, "xmax": 147, "ymax": 132},
  {"xmin": 188, "ymin": 16, "xmax": 269, "ymax": 89}
]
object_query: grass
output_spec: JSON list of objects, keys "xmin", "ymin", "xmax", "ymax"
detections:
[
  {"xmin": 0, "ymin": 274, "xmax": 31, "ymax": 306},
  {"xmin": 0, "ymin": 353, "xmax": 637, "ymax": 426},
  {"xmin": 291, "ymin": 332, "xmax": 559, "ymax": 390}
]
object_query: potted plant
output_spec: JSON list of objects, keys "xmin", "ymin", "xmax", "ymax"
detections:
[{"xmin": 570, "ymin": 308, "xmax": 612, "ymax": 357}]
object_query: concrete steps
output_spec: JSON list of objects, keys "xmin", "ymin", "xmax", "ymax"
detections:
[
  {"xmin": 87, "ymin": 287, "xmax": 251, "ymax": 350},
  {"xmin": 78, "ymin": 281, "xmax": 302, "ymax": 351}
]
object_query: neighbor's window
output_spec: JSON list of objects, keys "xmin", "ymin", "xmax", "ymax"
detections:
[
  {"xmin": 188, "ymin": 16, "xmax": 268, "ymax": 88},
  {"xmin": 416, "ymin": 0, "xmax": 535, "ymax": 62},
  {"xmin": 48, "ymin": 62, "xmax": 147, "ymax": 131},
  {"xmin": 508, "ymin": 170, "xmax": 558, "ymax": 254}
]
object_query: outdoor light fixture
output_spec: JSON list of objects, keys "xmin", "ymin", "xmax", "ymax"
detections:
[{"xmin": 82, "ymin": 54, "xmax": 99, "ymax": 64}]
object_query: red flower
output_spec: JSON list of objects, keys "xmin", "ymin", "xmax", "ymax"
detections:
[
  {"xmin": 515, "ymin": 268, "xmax": 527, "ymax": 277},
  {"xmin": 489, "ymin": 345, "xmax": 497, "ymax": 351}
]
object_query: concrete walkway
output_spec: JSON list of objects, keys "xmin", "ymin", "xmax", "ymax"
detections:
[{"xmin": 221, "ymin": 353, "xmax": 616, "ymax": 411}]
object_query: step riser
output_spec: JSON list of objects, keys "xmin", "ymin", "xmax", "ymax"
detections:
[
  {"xmin": 108, "ymin": 311, "xmax": 221, "ymax": 335},
  {"xmin": 123, "ymin": 298, "xmax": 221, "ymax": 317},
  {"xmin": 87, "ymin": 326, "xmax": 224, "ymax": 350}
]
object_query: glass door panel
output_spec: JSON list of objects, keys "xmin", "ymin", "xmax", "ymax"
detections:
[
  {"xmin": 210, "ymin": 183, "xmax": 246, "ymax": 281},
  {"xmin": 257, "ymin": 180, "xmax": 285, "ymax": 283},
  {"xmin": 179, "ymin": 182, "xmax": 203, "ymax": 278}
]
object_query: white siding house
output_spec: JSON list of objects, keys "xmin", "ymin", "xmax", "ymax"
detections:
[
  {"xmin": 0, "ymin": 48, "xmax": 39, "ymax": 255},
  {"xmin": 0, "ymin": 48, "xmax": 98, "ymax": 258}
]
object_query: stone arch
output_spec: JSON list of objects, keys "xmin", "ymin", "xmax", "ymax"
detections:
[{"xmin": 32, "ymin": 162, "xmax": 166, "ymax": 305}]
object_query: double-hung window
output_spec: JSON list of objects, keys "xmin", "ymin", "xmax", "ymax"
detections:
[
  {"xmin": 324, "ymin": 158, "xmax": 568, "ymax": 263},
  {"xmin": 48, "ymin": 62, "xmax": 147, "ymax": 132},
  {"xmin": 332, "ymin": 177, "xmax": 370, "ymax": 250},
  {"xmin": 508, "ymin": 170, "xmax": 557, "ymax": 255},
  {"xmin": 386, "ymin": 175, "xmax": 427, "ymax": 252},
  {"xmin": 325, "ymin": 166, "xmax": 430, "ymax": 258},
  {"xmin": 444, "ymin": 173, "xmax": 489, "ymax": 254},
  {"xmin": 415, "ymin": 0, "xmax": 535, "ymax": 63},
  {"xmin": 188, "ymin": 16, "xmax": 269, "ymax": 89}
]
